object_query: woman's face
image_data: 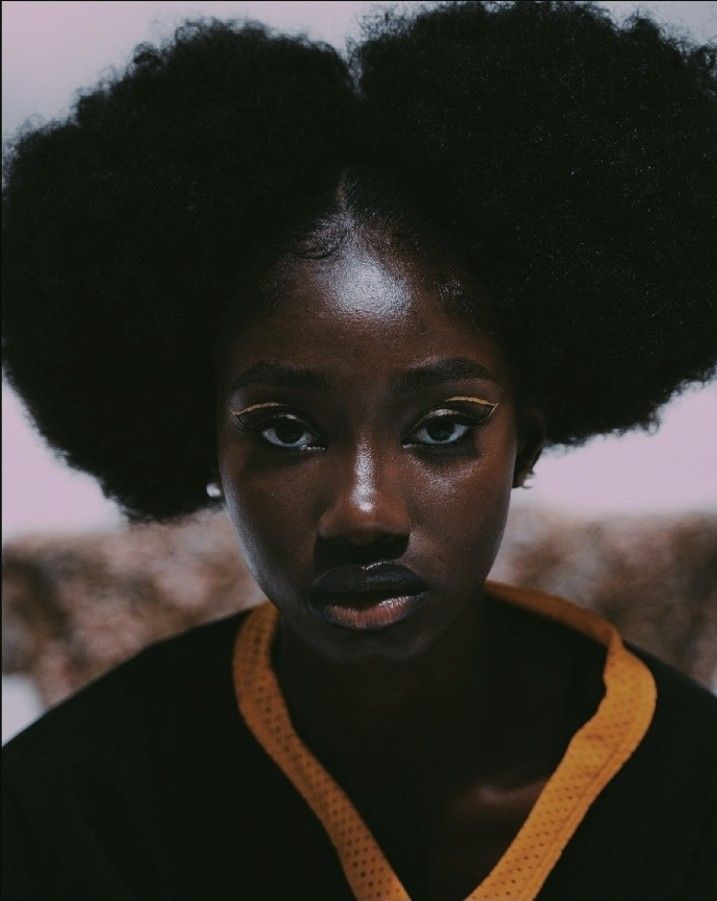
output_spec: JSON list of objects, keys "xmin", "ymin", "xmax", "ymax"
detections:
[{"xmin": 215, "ymin": 233, "xmax": 540, "ymax": 665}]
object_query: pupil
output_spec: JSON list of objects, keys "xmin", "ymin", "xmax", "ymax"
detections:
[
  {"xmin": 427, "ymin": 417, "xmax": 455, "ymax": 442},
  {"xmin": 275, "ymin": 420, "xmax": 304, "ymax": 444}
]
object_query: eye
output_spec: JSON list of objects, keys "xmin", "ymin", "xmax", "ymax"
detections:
[
  {"xmin": 404, "ymin": 401, "xmax": 497, "ymax": 451},
  {"xmin": 411, "ymin": 413, "xmax": 473, "ymax": 446},
  {"xmin": 232, "ymin": 406, "xmax": 323, "ymax": 452},
  {"xmin": 259, "ymin": 415, "xmax": 319, "ymax": 449}
]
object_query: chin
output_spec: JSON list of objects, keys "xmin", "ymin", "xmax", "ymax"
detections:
[{"xmin": 283, "ymin": 591, "xmax": 462, "ymax": 667}]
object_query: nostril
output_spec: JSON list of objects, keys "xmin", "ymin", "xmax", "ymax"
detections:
[
  {"xmin": 344, "ymin": 533, "xmax": 386, "ymax": 547},
  {"xmin": 325, "ymin": 533, "xmax": 409, "ymax": 564}
]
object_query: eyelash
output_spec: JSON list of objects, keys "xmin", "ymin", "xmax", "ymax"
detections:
[{"xmin": 231, "ymin": 402, "xmax": 497, "ymax": 456}]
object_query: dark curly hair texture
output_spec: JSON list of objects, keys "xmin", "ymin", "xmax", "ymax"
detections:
[{"xmin": 3, "ymin": 1, "xmax": 716, "ymax": 522}]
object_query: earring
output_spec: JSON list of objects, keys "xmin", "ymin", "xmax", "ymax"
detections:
[
  {"xmin": 206, "ymin": 481, "xmax": 222, "ymax": 499},
  {"xmin": 520, "ymin": 469, "xmax": 535, "ymax": 489}
]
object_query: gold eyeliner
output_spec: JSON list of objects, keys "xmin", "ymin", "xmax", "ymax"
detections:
[
  {"xmin": 443, "ymin": 395, "xmax": 494, "ymax": 404},
  {"xmin": 410, "ymin": 396, "xmax": 499, "ymax": 441},
  {"xmin": 442, "ymin": 395, "xmax": 499, "ymax": 413},
  {"xmin": 232, "ymin": 401, "xmax": 287, "ymax": 418},
  {"xmin": 231, "ymin": 396, "xmax": 499, "ymax": 424}
]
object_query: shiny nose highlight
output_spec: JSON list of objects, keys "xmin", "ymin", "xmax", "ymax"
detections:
[{"xmin": 316, "ymin": 449, "xmax": 411, "ymax": 546}]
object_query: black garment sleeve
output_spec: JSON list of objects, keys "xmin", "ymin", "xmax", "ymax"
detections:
[
  {"xmin": 679, "ymin": 792, "xmax": 717, "ymax": 900},
  {"xmin": 3, "ymin": 780, "xmax": 40, "ymax": 900}
]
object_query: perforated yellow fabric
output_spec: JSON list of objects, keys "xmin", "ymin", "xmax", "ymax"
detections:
[{"xmin": 232, "ymin": 581, "xmax": 657, "ymax": 901}]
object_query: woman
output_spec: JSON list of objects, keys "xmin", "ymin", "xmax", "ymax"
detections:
[{"xmin": 3, "ymin": 2, "xmax": 716, "ymax": 898}]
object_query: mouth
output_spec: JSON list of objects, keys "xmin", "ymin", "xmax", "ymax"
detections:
[{"xmin": 309, "ymin": 563, "xmax": 429, "ymax": 631}]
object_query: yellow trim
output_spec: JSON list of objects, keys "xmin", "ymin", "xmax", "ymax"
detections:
[{"xmin": 232, "ymin": 581, "xmax": 657, "ymax": 900}]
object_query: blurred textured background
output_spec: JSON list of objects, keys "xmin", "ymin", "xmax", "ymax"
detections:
[
  {"xmin": 4, "ymin": 507, "xmax": 716, "ymax": 704},
  {"xmin": 3, "ymin": 1, "xmax": 717, "ymax": 742}
]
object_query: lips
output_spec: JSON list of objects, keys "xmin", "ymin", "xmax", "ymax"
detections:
[
  {"xmin": 311, "ymin": 561, "xmax": 427, "ymax": 599},
  {"xmin": 310, "ymin": 562, "xmax": 428, "ymax": 631}
]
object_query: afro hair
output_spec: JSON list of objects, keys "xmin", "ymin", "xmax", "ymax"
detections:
[{"xmin": 3, "ymin": 1, "xmax": 716, "ymax": 521}]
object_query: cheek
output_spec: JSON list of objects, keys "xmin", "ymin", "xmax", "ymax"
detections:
[
  {"xmin": 218, "ymin": 444, "xmax": 316, "ymax": 595},
  {"xmin": 417, "ymin": 425, "xmax": 517, "ymax": 576}
]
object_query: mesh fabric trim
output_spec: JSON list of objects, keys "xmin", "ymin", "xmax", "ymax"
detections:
[{"xmin": 232, "ymin": 581, "xmax": 657, "ymax": 900}]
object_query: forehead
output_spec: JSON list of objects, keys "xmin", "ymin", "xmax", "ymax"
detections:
[{"xmin": 216, "ymin": 236, "xmax": 510, "ymax": 389}]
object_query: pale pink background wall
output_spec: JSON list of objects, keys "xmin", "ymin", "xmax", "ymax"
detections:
[{"xmin": 3, "ymin": 0, "xmax": 717, "ymax": 540}]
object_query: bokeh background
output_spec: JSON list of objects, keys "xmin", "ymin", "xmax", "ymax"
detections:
[{"xmin": 3, "ymin": 0, "xmax": 717, "ymax": 742}]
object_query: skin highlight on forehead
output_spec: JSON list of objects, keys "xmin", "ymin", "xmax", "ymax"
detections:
[
  {"xmin": 215, "ymin": 230, "xmax": 511, "ymax": 405},
  {"xmin": 218, "ymin": 218, "xmax": 496, "ymax": 340},
  {"xmin": 314, "ymin": 245, "xmax": 412, "ymax": 323}
]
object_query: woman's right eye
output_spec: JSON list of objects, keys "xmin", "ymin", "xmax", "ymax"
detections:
[
  {"xmin": 233, "ymin": 410, "xmax": 323, "ymax": 451},
  {"xmin": 259, "ymin": 416, "xmax": 317, "ymax": 450}
]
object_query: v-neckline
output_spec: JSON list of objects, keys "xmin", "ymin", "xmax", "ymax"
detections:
[{"xmin": 232, "ymin": 581, "xmax": 656, "ymax": 900}]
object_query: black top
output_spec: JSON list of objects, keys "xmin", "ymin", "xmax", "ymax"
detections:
[{"xmin": 3, "ymin": 607, "xmax": 717, "ymax": 900}]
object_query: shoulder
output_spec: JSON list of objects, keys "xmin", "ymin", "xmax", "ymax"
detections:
[
  {"xmin": 488, "ymin": 579, "xmax": 717, "ymax": 741},
  {"xmin": 2, "ymin": 608, "xmax": 253, "ymax": 899},
  {"xmin": 628, "ymin": 641, "xmax": 717, "ymax": 758},
  {"xmin": 545, "ymin": 642, "xmax": 717, "ymax": 900},
  {"xmin": 3, "ymin": 608, "xmax": 249, "ymax": 781}
]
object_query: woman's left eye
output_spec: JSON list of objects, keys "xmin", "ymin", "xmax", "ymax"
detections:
[{"xmin": 407, "ymin": 413, "xmax": 475, "ymax": 448}]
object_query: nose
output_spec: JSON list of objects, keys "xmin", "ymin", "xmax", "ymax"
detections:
[{"xmin": 317, "ymin": 444, "xmax": 411, "ymax": 547}]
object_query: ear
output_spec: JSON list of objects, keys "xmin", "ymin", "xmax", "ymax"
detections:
[{"xmin": 513, "ymin": 405, "xmax": 545, "ymax": 489}]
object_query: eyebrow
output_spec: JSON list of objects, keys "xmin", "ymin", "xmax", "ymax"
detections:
[
  {"xmin": 229, "ymin": 356, "xmax": 493, "ymax": 395},
  {"xmin": 230, "ymin": 361, "xmax": 332, "ymax": 393},
  {"xmin": 391, "ymin": 357, "xmax": 493, "ymax": 393}
]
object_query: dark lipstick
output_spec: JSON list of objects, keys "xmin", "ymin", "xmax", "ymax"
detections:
[{"xmin": 310, "ymin": 562, "xmax": 429, "ymax": 631}]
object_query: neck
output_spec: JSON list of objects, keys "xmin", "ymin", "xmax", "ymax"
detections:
[{"xmin": 274, "ymin": 596, "xmax": 487, "ymax": 775}]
